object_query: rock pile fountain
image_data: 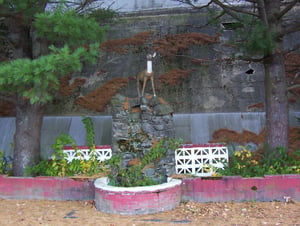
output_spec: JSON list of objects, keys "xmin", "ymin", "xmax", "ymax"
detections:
[{"xmin": 94, "ymin": 53, "xmax": 182, "ymax": 215}]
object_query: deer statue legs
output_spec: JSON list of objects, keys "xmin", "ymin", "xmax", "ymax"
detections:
[
  {"xmin": 137, "ymin": 53, "xmax": 157, "ymax": 97},
  {"xmin": 137, "ymin": 70, "xmax": 156, "ymax": 97}
]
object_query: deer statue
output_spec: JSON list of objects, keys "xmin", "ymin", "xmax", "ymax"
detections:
[{"xmin": 137, "ymin": 52, "xmax": 157, "ymax": 97}]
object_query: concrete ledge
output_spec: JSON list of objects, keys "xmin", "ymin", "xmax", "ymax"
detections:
[
  {"xmin": 0, "ymin": 175, "xmax": 95, "ymax": 200},
  {"xmin": 1, "ymin": 174, "xmax": 300, "ymax": 214},
  {"xmin": 94, "ymin": 177, "xmax": 182, "ymax": 215},
  {"xmin": 181, "ymin": 174, "xmax": 300, "ymax": 202}
]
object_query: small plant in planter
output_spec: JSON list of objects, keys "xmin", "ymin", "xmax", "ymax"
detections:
[
  {"xmin": 0, "ymin": 148, "xmax": 13, "ymax": 175},
  {"xmin": 107, "ymin": 137, "xmax": 182, "ymax": 187},
  {"xmin": 26, "ymin": 116, "xmax": 108, "ymax": 177},
  {"xmin": 0, "ymin": 151, "xmax": 7, "ymax": 175}
]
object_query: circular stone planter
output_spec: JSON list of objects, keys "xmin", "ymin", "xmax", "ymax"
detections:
[{"xmin": 94, "ymin": 177, "xmax": 182, "ymax": 215}]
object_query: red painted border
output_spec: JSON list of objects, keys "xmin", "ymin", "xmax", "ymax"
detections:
[
  {"xmin": 181, "ymin": 174, "xmax": 300, "ymax": 202},
  {"xmin": 1, "ymin": 174, "xmax": 300, "ymax": 211},
  {"xmin": 63, "ymin": 145, "xmax": 111, "ymax": 150},
  {"xmin": 0, "ymin": 175, "xmax": 94, "ymax": 200},
  {"xmin": 94, "ymin": 178, "xmax": 182, "ymax": 215},
  {"xmin": 179, "ymin": 143, "xmax": 226, "ymax": 148}
]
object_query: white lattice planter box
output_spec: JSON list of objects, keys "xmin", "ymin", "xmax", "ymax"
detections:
[
  {"xmin": 175, "ymin": 143, "xmax": 228, "ymax": 177},
  {"xmin": 63, "ymin": 145, "xmax": 112, "ymax": 163}
]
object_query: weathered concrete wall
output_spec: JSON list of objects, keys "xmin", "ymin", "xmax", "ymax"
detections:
[
  {"xmin": 0, "ymin": 116, "xmax": 112, "ymax": 160},
  {"xmin": 0, "ymin": 175, "xmax": 95, "ymax": 200},
  {"xmin": 46, "ymin": 9, "xmax": 299, "ymax": 115},
  {"xmin": 1, "ymin": 112, "xmax": 299, "ymax": 160},
  {"xmin": 101, "ymin": 0, "xmax": 188, "ymax": 12},
  {"xmin": 181, "ymin": 174, "xmax": 300, "ymax": 202},
  {"xmin": 1, "ymin": 174, "xmax": 300, "ymax": 203}
]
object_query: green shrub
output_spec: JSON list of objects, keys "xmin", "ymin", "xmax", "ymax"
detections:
[
  {"xmin": 26, "ymin": 116, "xmax": 107, "ymax": 177},
  {"xmin": 219, "ymin": 146, "xmax": 300, "ymax": 177},
  {"xmin": 107, "ymin": 138, "xmax": 182, "ymax": 187},
  {"xmin": 0, "ymin": 151, "xmax": 12, "ymax": 175},
  {"xmin": 0, "ymin": 151, "xmax": 4, "ymax": 174},
  {"xmin": 26, "ymin": 133, "xmax": 107, "ymax": 177}
]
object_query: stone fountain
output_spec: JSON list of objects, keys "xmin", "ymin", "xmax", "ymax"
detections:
[
  {"xmin": 94, "ymin": 93, "xmax": 182, "ymax": 215},
  {"xmin": 110, "ymin": 93, "xmax": 176, "ymax": 182}
]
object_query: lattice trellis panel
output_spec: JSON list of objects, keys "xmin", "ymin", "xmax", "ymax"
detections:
[
  {"xmin": 175, "ymin": 144, "xmax": 228, "ymax": 176},
  {"xmin": 63, "ymin": 145, "xmax": 112, "ymax": 163}
]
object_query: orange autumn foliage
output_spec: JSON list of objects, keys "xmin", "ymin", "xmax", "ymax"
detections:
[
  {"xmin": 100, "ymin": 31, "xmax": 153, "ymax": 54},
  {"xmin": 75, "ymin": 77, "xmax": 129, "ymax": 112},
  {"xmin": 58, "ymin": 75, "xmax": 86, "ymax": 96},
  {"xmin": 158, "ymin": 68, "xmax": 191, "ymax": 86},
  {"xmin": 153, "ymin": 32, "xmax": 220, "ymax": 59}
]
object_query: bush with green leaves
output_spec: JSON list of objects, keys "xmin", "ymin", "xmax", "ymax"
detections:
[
  {"xmin": 108, "ymin": 138, "xmax": 182, "ymax": 187},
  {"xmin": 26, "ymin": 116, "xmax": 107, "ymax": 177},
  {"xmin": 0, "ymin": 151, "xmax": 12, "ymax": 175},
  {"xmin": 0, "ymin": 151, "xmax": 4, "ymax": 175},
  {"xmin": 82, "ymin": 116, "xmax": 96, "ymax": 148},
  {"xmin": 26, "ymin": 133, "xmax": 106, "ymax": 177},
  {"xmin": 219, "ymin": 146, "xmax": 300, "ymax": 177}
]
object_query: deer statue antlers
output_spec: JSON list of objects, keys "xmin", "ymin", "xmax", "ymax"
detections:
[{"xmin": 137, "ymin": 52, "xmax": 157, "ymax": 97}]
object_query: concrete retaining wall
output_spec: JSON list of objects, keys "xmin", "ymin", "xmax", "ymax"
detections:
[
  {"xmin": 1, "ymin": 174, "xmax": 299, "ymax": 203},
  {"xmin": 1, "ymin": 112, "xmax": 299, "ymax": 159},
  {"xmin": 181, "ymin": 174, "xmax": 300, "ymax": 203},
  {"xmin": 0, "ymin": 175, "xmax": 95, "ymax": 200}
]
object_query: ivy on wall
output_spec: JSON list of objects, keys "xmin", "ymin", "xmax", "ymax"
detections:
[
  {"xmin": 100, "ymin": 31, "xmax": 154, "ymax": 54},
  {"xmin": 58, "ymin": 75, "xmax": 86, "ymax": 96},
  {"xmin": 158, "ymin": 68, "xmax": 191, "ymax": 86},
  {"xmin": 75, "ymin": 77, "xmax": 129, "ymax": 112},
  {"xmin": 153, "ymin": 32, "xmax": 220, "ymax": 60}
]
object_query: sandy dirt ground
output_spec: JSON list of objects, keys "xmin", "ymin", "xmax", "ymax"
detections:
[{"xmin": 0, "ymin": 199, "xmax": 299, "ymax": 226}]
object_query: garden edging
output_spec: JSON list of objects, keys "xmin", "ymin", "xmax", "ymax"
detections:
[
  {"xmin": 0, "ymin": 175, "xmax": 95, "ymax": 200},
  {"xmin": 1, "ymin": 174, "xmax": 299, "ymax": 213},
  {"xmin": 94, "ymin": 177, "xmax": 182, "ymax": 215},
  {"xmin": 181, "ymin": 174, "xmax": 300, "ymax": 202}
]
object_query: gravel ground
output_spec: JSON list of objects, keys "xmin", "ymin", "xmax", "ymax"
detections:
[{"xmin": 0, "ymin": 199, "xmax": 300, "ymax": 226}]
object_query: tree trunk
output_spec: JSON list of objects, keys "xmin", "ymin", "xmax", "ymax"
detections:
[
  {"xmin": 13, "ymin": 96, "xmax": 44, "ymax": 176},
  {"xmin": 264, "ymin": 52, "xmax": 289, "ymax": 151},
  {"xmin": 263, "ymin": 0, "xmax": 289, "ymax": 151}
]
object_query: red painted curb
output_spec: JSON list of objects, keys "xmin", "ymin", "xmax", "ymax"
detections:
[
  {"xmin": 179, "ymin": 143, "xmax": 226, "ymax": 148},
  {"xmin": 1, "ymin": 174, "xmax": 300, "ymax": 212},
  {"xmin": 181, "ymin": 174, "xmax": 300, "ymax": 202},
  {"xmin": 0, "ymin": 175, "xmax": 94, "ymax": 200},
  {"xmin": 94, "ymin": 177, "xmax": 182, "ymax": 215},
  {"xmin": 63, "ymin": 145, "xmax": 112, "ymax": 150}
]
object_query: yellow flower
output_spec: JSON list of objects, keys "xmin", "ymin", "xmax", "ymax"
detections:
[
  {"xmin": 234, "ymin": 151, "xmax": 241, "ymax": 157},
  {"xmin": 250, "ymin": 160, "xmax": 258, "ymax": 165}
]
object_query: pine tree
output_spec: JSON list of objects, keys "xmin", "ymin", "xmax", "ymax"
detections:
[{"xmin": 0, "ymin": 0, "xmax": 107, "ymax": 175}]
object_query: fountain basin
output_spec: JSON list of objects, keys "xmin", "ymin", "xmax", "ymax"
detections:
[{"xmin": 94, "ymin": 177, "xmax": 182, "ymax": 215}]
